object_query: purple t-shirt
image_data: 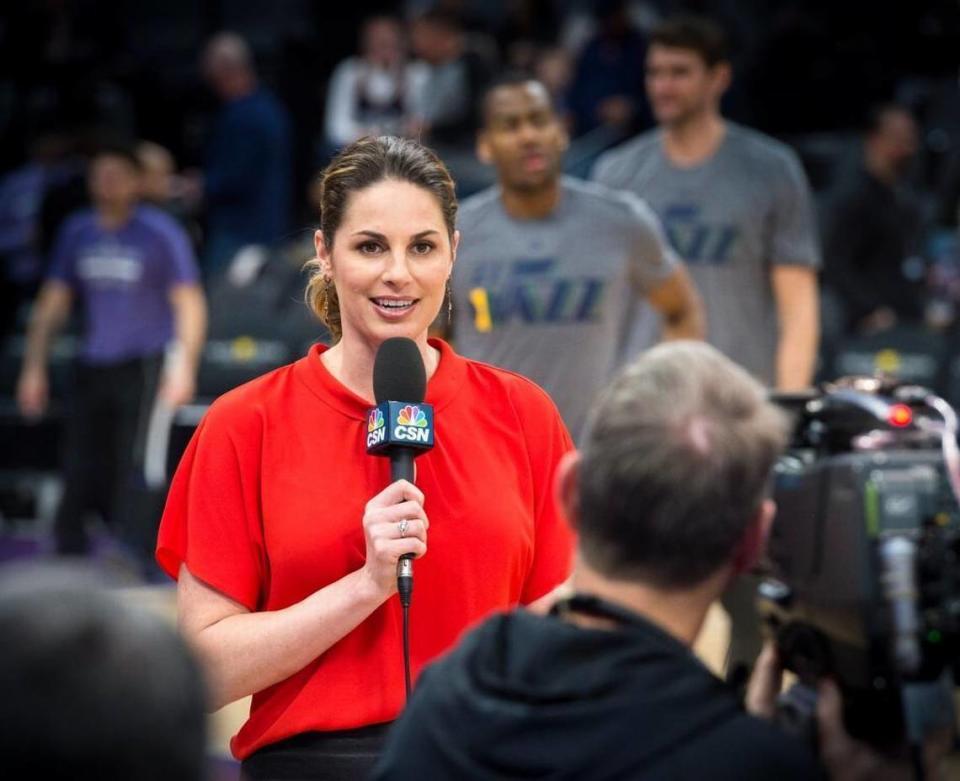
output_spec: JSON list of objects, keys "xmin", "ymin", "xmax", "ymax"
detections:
[{"xmin": 47, "ymin": 205, "xmax": 200, "ymax": 364}]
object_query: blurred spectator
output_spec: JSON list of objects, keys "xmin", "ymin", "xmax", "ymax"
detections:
[
  {"xmin": 0, "ymin": 562, "xmax": 207, "ymax": 780},
  {"xmin": 822, "ymin": 104, "xmax": 924, "ymax": 335},
  {"xmin": 447, "ymin": 74, "xmax": 703, "ymax": 439},
  {"xmin": 593, "ymin": 15, "xmax": 820, "ymax": 680},
  {"xmin": 0, "ymin": 131, "xmax": 81, "ymax": 341},
  {"xmin": 534, "ymin": 46, "xmax": 574, "ymax": 122},
  {"xmin": 593, "ymin": 14, "xmax": 820, "ymax": 393},
  {"xmin": 136, "ymin": 141, "xmax": 176, "ymax": 206},
  {"xmin": 196, "ymin": 32, "xmax": 293, "ymax": 275},
  {"xmin": 16, "ymin": 144, "xmax": 206, "ymax": 559},
  {"xmin": 495, "ymin": 0, "xmax": 563, "ymax": 70},
  {"xmin": 410, "ymin": 9, "xmax": 492, "ymax": 149},
  {"xmin": 323, "ymin": 16, "xmax": 428, "ymax": 150},
  {"xmin": 567, "ymin": 0, "xmax": 649, "ymax": 140},
  {"xmin": 136, "ymin": 141, "xmax": 201, "ymax": 248}
]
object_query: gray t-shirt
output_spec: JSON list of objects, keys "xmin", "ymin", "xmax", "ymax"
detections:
[
  {"xmin": 593, "ymin": 122, "xmax": 821, "ymax": 385},
  {"xmin": 452, "ymin": 176, "xmax": 678, "ymax": 438}
]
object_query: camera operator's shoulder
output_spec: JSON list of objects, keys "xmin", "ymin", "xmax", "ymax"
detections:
[{"xmin": 685, "ymin": 712, "xmax": 826, "ymax": 780}]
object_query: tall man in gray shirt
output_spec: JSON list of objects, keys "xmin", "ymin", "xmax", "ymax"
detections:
[
  {"xmin": 593, "ymin": 15, "xmax": 820, "ymax": 391},
  {"xmin": 594, "ymin": 15, "xmax": 821, "ymax": 678},
  {"xmin": 448, "ymin": 75, "xmax": 704, "ymax": 439}
]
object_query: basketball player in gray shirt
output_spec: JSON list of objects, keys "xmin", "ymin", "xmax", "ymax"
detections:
[
  {"xmin": 593, "ymin": 15, "xmax": 820, "ymax": 392},
  {"xmin": 447, "ymin": 75, "xmax": 704, "ymax": 439},
  {"xmin": 594, "ymin": 15, "xmax": 820, "ymax": 680}
]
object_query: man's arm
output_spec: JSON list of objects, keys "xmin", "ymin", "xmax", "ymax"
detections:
[
  {"xmin": 17, "ymin": 281, "xmax": 73, "ymax": 418},
  {"xmin": 646, "ymin": 266, "xmax": 706, "ymax": 341},
  {"xmin": 772, "ymin": 265, "xmax": 819, "ymax": 390},
  {"xmin": 162, "ymin": 283, "xmax": 207, "ymax": 407}
]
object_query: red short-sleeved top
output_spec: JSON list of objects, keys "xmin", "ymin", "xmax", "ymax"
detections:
[{"xmin": 156, "ymin": 338, "xmax": 574, "ymax": 759}]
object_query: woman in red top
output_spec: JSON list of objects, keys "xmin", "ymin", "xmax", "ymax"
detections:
[{"xmin": 157, "ymin": 136, "xmax": 574, "ymax": 779}]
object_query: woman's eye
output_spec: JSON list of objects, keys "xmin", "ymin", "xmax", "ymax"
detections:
[
  {"xmin": 358, "ymin": 242, "xmax": 383, "ymax": 254},
  {"xmin": 411, "ymin": 242, "xmax": 434, "ymax": 255}
]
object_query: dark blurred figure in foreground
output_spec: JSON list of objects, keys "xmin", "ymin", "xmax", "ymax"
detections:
[
  {"xmin": 195, "ymin": 33, "xmax": 292, "ymax": 276},
  {"xmin": 16, "ymin": 144, "xmax": 206, "ymax": 560},
  {"xmin": 0, "ymin": 563, "xmax": 207, "ymax": 780},
  {"xmin": 822, "ymin": 105, "xmax": 924, "ymax": 336}
]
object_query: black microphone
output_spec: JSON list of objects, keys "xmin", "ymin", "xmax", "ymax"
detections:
[{"xmin": 367, "ymin": 337, "xmax": 435, "ymax": 608}]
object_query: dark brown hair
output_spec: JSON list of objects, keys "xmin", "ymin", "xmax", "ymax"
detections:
[
  {"xmin": 305, "ymin": 136, "xmax": 458, "ymax": 341},
  {"xmin": 649, "ymin": 15, "xmax": 729, "ymax": 68}
]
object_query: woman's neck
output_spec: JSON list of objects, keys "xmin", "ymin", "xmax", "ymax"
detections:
[{"xmin": 321, "ymin": 332, "xmax": 440, "ymax": 402}]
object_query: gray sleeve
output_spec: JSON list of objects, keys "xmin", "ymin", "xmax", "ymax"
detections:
[
  {"xmin": 769, "ymin": 151, "xmax": 822, "ymax": 270},
  {"xmin": 622, "ymin": 193, "xmax": 681, "ymax": 293},
  {"xmin": 592, "ymin": 147, "xmax": 630, "ymax": 189}
]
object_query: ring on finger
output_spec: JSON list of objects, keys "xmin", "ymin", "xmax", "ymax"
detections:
[{"xmin": 398, "ymin": 519, "xmax": 409, "ymax": 538}]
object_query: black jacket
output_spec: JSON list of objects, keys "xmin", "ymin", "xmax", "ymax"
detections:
[{"xmin": 372, "ymin": 608, "xmax": 823, "ymax": 780}]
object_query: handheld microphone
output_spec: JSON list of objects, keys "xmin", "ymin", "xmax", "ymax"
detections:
[{"xmin": 367, "ymin": 337, "xmax": 435, "ymax": 609}]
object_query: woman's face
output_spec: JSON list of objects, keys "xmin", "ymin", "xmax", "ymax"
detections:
[{"xmin": 316, "ymin": 178, "xmax": 457, "ymax": 349}]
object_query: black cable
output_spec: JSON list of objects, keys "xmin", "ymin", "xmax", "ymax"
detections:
[
  {"xmin": 398, "ymin": 557, "xmax": 413, "ymax": 701},
  {"xmin": 402, "ymin": 604, "xmax": 412, "ymax": 701}
]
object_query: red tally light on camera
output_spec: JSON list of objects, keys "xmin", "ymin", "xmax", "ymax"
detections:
[{"xmin": 888, "ymin": 404, "xmax": 913, "ymax": 428}]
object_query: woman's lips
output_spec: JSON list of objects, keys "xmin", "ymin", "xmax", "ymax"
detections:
[{"xmin": 370, "ymin": 297, "xmax": 419, "ymax": 320}]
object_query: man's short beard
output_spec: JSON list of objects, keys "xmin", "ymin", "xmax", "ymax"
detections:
[{"xmin": 505, "ymin": 171, "xmax": 558, "ymax": 195}]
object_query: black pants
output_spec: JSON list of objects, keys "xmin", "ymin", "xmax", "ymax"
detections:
[
  {"xmin": 240, "ymin": 725, "xmax": 391, "ymax": 781},
  {"xmin": 54, "ymin": 354, "xmax": 164, "ymax": 557}
]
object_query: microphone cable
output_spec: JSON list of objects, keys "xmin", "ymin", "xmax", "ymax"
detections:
[{"xmin": 399, "ymin": 565, "xmax": 413, "ymax": 701}]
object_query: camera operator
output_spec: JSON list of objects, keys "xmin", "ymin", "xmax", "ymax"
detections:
[{"xmin": 373, "ymin": 341, "xmax": 950, "ymax": 780}]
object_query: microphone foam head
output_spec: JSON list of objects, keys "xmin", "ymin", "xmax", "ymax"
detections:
[{"xmin": 373, "ymin": 337, "xmax": 426, "ymax": 404}]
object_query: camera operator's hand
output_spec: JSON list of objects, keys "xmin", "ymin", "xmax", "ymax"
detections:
[
  {"xmin": 817, "ymin": 680, "xmax": 952, "ymax": 781},
  {"xmin": 744, "ymin": 641, "xmax": 781, "ymax": 720},
  {"xmin": 745, "ymin": 642, "xmax": 951, "ymax": 781}
]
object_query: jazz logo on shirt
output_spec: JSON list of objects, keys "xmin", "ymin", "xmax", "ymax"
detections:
[
  {"xmin": 662, "ymin": 204, "xmax": 740, "ymax": 266},
  {"xmin": 466, "ymin": 258, "xmax": 606, "ymax": 332}
]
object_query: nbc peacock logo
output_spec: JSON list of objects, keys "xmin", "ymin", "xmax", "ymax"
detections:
[
  {"xmin": 397, "ymin": 405, "xmax": 428, "ymax": 428},
  {"xmin": 368, "ymin": 408, "xmax": 385, "ymax": 433}
]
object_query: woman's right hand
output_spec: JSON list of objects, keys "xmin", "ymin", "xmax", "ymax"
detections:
[{"xmin": 360, "ymin": 480, "xmax": 429, "ymax": 599}]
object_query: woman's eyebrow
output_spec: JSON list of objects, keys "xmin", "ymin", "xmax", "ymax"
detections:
[{"xmin": 350, "ymin": 229, "xmax": 441, "ymax": 240}]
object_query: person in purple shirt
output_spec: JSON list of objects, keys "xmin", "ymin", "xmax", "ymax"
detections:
[{"xmin": 16, "ymin": 144, "xmax": 207, "ymax": 557}]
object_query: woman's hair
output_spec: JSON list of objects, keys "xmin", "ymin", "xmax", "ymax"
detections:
[{"xmin": 305, "ymin": 136, "xmax": 458, "ymax": 341}]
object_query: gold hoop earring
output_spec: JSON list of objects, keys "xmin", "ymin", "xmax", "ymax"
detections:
[{"xmin": 446, "ymin": 279, "xmax": 453, "ymax": 324}]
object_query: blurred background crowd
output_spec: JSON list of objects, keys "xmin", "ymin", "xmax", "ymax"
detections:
[{"xmin": 2, "ymin": 0, "xmax": 960, "ymax": 567}]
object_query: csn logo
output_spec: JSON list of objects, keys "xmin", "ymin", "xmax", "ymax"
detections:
[
  {"xmin": 393, "ymin": 405, "xmax": 430, "ymax": 443},
  {"xmin": 366, "ymin": 408, "xmax": 386, "ymax": 448}
]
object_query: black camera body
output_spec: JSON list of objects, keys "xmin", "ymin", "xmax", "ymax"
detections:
[{"xmin": 759, "ymin": 378, "xmax": 960, "ymax": 747}]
